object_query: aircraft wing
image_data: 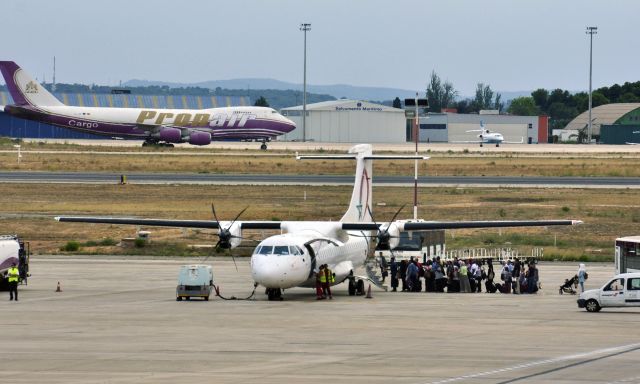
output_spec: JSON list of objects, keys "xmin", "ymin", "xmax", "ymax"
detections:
[
  {"xmin": 341, "ymin": 220, "xmax": 581, "ymax": 231},
  {"xmin": 55, "ymin": 216, "xmax": 282, "ymax": 230}
]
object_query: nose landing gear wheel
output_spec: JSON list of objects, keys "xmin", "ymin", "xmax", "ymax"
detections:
[{"xmin": 266, "ymin": 288, "xmax": 282, "ymax": 301}]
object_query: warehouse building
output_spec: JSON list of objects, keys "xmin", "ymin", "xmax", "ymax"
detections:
[
  {"xmin": 280, "ymin": 100, "xmax": 406, "ymax": 143},
  {"xmin": 564, "ymin": 103, "xmax": 640, "ymax": 144},
  {"xmin": 418, "ymin": 112, "xmax": 546, "ymax": 144},
  {"xmin": 0, "ymin": 90, "xmax": 249, "ymax": 139}
]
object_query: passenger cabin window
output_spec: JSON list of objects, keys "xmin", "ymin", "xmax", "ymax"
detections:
[
  {"xmin": 628, "ymin": 278, "xmax": 640, "ymax": 290},
  {"xmin": 604, "ymin": 278, "xmax": 625, "ymax": 291}
]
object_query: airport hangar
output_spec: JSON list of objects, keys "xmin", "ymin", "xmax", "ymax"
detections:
[
  {"xmin": 563, "ymin": 102, "xmax": 640, "ymax": 144},
  {"xmin": 279, "ymin": 99, "xmax": 547, "ymax": 144},
  {"xmin": 0, "ymin": 90, "xmax": 249, "ymax": 139}
]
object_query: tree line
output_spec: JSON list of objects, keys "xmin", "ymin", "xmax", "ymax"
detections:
[{"xmin": 419, "ymin": 71, "xmax": 640, "ymax": 131}]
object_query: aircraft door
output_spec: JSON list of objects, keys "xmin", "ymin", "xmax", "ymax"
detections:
[{"xmin": 304, "ymin": 243, "xmax": 317, "ymax": 279}]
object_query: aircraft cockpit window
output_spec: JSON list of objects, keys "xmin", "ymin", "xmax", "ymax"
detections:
[
  {"xmin": 274, "ymin": 246, "xmax": 290, "ymax": 255},
  {"xmin": 289, "ymin": 246, "xmax": 303, "ymax": 255},
  {"xmin": 254, "ymin": 245, "xmax": 273, "ymax": 255}
]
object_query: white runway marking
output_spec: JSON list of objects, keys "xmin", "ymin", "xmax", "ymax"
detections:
[{"xmin": 426, "ymin": 342, "xmax": 640, "ymax": 384}]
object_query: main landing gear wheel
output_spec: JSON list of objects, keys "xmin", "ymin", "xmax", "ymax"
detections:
[
  {"xmin": 260, "ymin": 142, "xmax": 268, "ymax": 150},
  {"xmin": 356, "ymin": 279, "xmax": 365, "ymax": 296},
  {"xmin": 266, "ymin": 288, "xmax": 282, "ymax": 301},
  {"xmin": 348, "ymin": 278, "xmax": 356, "ymax": 296}
]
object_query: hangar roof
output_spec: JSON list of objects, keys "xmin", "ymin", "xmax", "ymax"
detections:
[
  {"xmin": 282, "ymin": 99, "xmax": 403, "ymax": 112},
  {"xmin": 564, "ymin": 103, "xmax": 640, "ymax": 134}
]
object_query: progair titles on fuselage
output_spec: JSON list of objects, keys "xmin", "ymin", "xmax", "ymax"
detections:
[{"xmin": 0, "ymin": 61, "xmax": 296, "ymax": 147}]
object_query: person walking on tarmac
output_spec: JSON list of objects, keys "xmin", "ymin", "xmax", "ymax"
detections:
[
  {"xmin": 322, "ymin": 264, "xmax": 334, "ymax": 299},
  {"xmin": 8, "ymin": 262, "xmax": 19, "ymax": 301}
]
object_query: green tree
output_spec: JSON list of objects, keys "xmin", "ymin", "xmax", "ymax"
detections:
[
  {"xmin": 254, "ymin": 96, "xmax": 270, "ymax": 107},
  {"xmin": 392, "ymin": 97, "xmax": 402, "ymax": 109},
  {"xmin": 471, "ymin": 83, "xmax": 496, "ymax": 112},
  {"xmin": 507, "ymin": 97, "xmax": 540, "ymax": 116},
  {"xmin": 531, "ymin": 88, "xmax": 549, "ymax": 110},
  {"xmin": 426, "ymin": 71, "xmax": 457, "ymax": 112}
]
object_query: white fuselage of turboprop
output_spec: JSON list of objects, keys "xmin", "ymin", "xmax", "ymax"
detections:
[{"xmin": 251, "ymin": 225, "xmax": 369, "ymax": 289}]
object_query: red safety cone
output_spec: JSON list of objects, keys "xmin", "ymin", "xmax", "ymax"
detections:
[
  {"xmin": 365, "ymin": 284, "xmax": 373, "ymax": 299},
  {"xmin": 55, "ymin": 281, "xmax": 62, "ymax": 292}
]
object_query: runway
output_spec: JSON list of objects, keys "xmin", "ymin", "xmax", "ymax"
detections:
[{"xmin": 1, "ymin": 171, "xmax": 639, "ymax": 188}]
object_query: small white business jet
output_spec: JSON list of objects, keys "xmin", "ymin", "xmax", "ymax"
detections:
[
  {"xmin": 454, "ymin": 120, "xmax": 524, "ymax": 147},
  {"xmin": 56, "ymin": 144, "xmax": 580, "ymax": 300}
]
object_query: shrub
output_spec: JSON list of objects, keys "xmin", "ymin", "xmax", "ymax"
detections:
[
  {"xmin": 134, "ymin": 238, "xmax": 146, "ymax": 248},
  {"xmin": 61, "ymin": 241, "xmax": 81, "ymax": 252},
  {"xmin": 561, "ymin": 206, "xmax": 570, "ymax": 212}
]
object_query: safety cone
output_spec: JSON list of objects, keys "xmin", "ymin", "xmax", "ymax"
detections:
[
  {"xmin": 365, "ymin": 284, "xmax": 373, "ymax": 299},
  {"xmin": 55, "ymin": 281, "xmax": 62, "ymax": 292}
]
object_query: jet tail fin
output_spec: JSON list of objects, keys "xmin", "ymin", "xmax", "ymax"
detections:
[
  {"xmin": 297, "ymin": 144, "xmax": 428, "ymax": 223},
  {"xmin": 0, "ymin": 61, "xmax": 63, "ymax": 107}
]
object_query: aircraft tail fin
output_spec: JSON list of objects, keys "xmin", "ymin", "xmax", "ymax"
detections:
[
  {"xmin": 0, "ymin": 61, "xmax": 63, "ymax": 107},
  {"xmin": 297, "ymin": 144, "xmax": 427, "ymax": 223}
]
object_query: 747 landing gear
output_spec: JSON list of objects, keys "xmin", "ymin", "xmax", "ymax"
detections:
[
  {"xmin": 266, "ymin": 288, "xmax": 282, "ymax": 301},
  {"xmin": 142, "ymin": 140, "xmax": 174, "ymax": 148}
]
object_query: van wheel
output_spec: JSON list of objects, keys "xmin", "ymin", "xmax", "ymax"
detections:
[
  {"xmin": 204, "ymin": 296, "xmax": 209, "ymax": 301},
  {"xmin": 176, "ymin": 297, "xmax": 182, "ymax": 301},
  {"xmin": 585, "ymin": 299, "xmax": 600, "ymax": 312}
]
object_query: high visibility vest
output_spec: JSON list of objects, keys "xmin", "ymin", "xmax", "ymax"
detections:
[
  {"xmin": 326, "ymin": 268, "xmax": 335, "ymax": 283},
  {"xmin": 7, "ymin": 267, "xmax": 19, "ymax": 283},
  {"xmin": 319, "ymin": 271, "xmax": 327, "ymax": 283},
  {"xmin": 460, "ymin": 266, "xmax": 468, "ymax": 276}
]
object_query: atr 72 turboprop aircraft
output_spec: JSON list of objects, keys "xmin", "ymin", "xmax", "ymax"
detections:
[
  {"xmin": 0, "ymin": 61, "xmax": 295, "ymax": 149},
  {"xmin": 56, "ymin": 144, "xmax": 581, "ymax": 300},
  {"xmin": 454, "ymin": 120, "xmax": 524, "ymax": 147}
]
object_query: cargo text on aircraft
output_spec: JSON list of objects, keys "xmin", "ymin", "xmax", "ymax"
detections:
[{"xmin": 135, "ymin": 110, "xmax": 257, "ymax": 127}]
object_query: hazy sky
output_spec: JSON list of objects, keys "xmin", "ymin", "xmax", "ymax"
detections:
[{"xmin": 2, "ymin": 0, "xmax": 638, "ymax": 95}]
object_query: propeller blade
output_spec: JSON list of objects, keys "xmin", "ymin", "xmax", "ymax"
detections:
[
  {"xmin": 230, "ymin": 206, "xmax": 249, "ymax": 228},
  {"xmin": 211, "ymin": 203, "xmax": 221, "ymax": 224},
  {"xmin": 390, "ymin": 204, "xmax": 406, "ymax": 224}
]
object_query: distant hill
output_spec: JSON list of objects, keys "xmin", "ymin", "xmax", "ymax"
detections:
[{"xmin": 124, "ymin": 78, "xmax": 418, "ymax": 101}]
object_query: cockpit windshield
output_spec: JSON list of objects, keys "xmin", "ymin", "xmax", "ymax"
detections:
[{"xmin": 253, "ymin": 245, "xmax": 304, "ymax": 255}]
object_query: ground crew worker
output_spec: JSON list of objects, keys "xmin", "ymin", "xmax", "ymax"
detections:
[
  {"xmin": 322, "ymin": 264, "xmax": 334, "ymax": 299},
  {"xmin": 8, "ymin": 262, "xmax": 19, "ymax": 301},
  {"xmin": 316, "ymin": 265, "xmax": 325, "ymax": 300}
]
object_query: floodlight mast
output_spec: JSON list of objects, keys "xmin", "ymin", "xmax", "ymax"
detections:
[
  {"xmin": 586, "ymin": 26, "xmax": 597, "ymax": 144},
  {"xmin": 300, "ymin": 23, "xmax": 311, "ymax": 142}
]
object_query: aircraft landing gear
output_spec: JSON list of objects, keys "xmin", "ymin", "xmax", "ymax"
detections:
[
  {"xmin": 142, "ymin": 140, "xmax": 175, "ymax": 148},
  {"xmin": 496, "ymin": 143, "xmax": 500, "ymax": 147},
  {"xmin": 479, "ymin": 143, "xmax": 483, "ymax": 147},
  {"xmin": 260, "ymin": 140, "xmax": 268, "ymax": 150},
  {"xmin": 347, "ymin": 276, "xmax": 366, "ymax": 296},
  {"xmin": 266, "ymin": 288, "xmax": 282, "ymax": 301}
]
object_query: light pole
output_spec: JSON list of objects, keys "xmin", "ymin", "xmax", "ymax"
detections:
[
  {"xmin": 586, "ymin": 26, "xmax": 597, "ymax": 144},
  {"xmin": 300, "ymin": 23, "xmax": 311, "ymax": 142}
]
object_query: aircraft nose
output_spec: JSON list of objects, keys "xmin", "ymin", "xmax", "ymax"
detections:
[
  {"xmin": 251, "ymin": 254, "xmax": 310, "ymax": 289},
  {"xmin": 282, "ymin": 116, "xmax": 296, "ymax": 132}
]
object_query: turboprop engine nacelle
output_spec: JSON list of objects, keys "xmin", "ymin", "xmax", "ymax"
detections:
[
  {"xmin": 377, "ymin": 222, "xmax": 400, "ymax": 250},
  {"xmin": 218, "ymin": 221, "xmax": 242, "ymax": 249}
]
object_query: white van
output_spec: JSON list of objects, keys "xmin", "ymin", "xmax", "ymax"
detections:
[{"xmin": 577, "ymin": 272, "xmax": 640, "ymax": 312}]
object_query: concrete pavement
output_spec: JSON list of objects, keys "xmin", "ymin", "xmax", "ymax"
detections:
[{"xmin": 1, "ymin": 256, "xmax": 638, "ymax": 384}]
